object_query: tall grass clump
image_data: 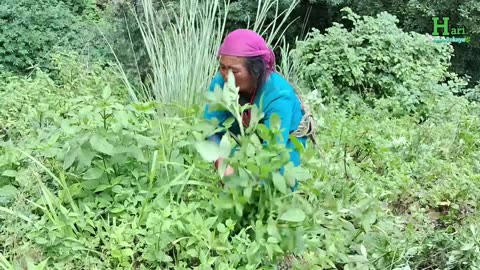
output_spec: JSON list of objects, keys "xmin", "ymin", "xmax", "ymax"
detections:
[
  {"xmin": 133, "ymin": 0, "xmax": 228, "ymax": 111},
  {"xmin": 126, "ymin": 0, "xmax": 300, "ymax": 116}
]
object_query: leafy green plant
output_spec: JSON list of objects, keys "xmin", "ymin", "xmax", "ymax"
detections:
[
  {"xmin": 292, "ymin": 7, "xmax": 455, "ymax": 114},
  {"xmin": 0, "ymin": 0, "xmax": 107, "ymax": 74},
  {"xmin": 195, "ymin": 69, "xmax": 312, "ymax": 262}
]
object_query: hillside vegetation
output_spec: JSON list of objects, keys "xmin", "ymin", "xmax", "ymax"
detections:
[{"xmin": 1, "ymin": 1, "xmax": 480, "ymax": 269}]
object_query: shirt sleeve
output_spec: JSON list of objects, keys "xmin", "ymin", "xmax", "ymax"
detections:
[{"xmin": 203, "ymin": 73, "xmax": 229, "ymax": 145}]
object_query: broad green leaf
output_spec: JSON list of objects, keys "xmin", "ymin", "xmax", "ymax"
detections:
[
  {"xmin": 78, "ymin": 147, "xmax": 95, "ymax": 167},
  {"xmin": 246, "ymin": 144, "xmax": 256, "ymax": 157},
  {"xmin": 110, "ymin": 176, "xmax": 124, "ymax": 186},
  {"xmin": 256, "ymin": 124, "xmax": 271, "ymax": 142},
  {"xmin": 219, "ymin": 135, "xmax": 232, "ymax": 158},
  {"xmin": 267, "ymin": 218, "xmax": 280, "ymax": 238},
  {"xmin": 361, "ymin": 210, "xmax": 377, "ymax": 231},
  {"xmin": 279, "ymin": 208, "xmax": 306, "ymax": 223},
  {"xmin": 293, "ymin": 166, "xmax": 311, "ymax": 181},
  {"xmin": 0, "ymin": 185, "xmax": 17, "ymax": 197},
  {"xmin": 111, "ymin": 185, "xmax": 123, "ymax": 194},
  {"xmin": 347, "ymin": 255, "xmax": 369, "ymax": 263},
  {"xmin": 83, "ymin": 167, "xmax": 104, "ymax": 180},
  {"xmin": 205, "ymin": 216, "xmax": 218, "ymax": 228},
  {"xmin": 246, "ymin": 163, "xmax": 260, "ymax": 176},
  {"xmin": 94, "ymin": 184, "xmax": 111, "ymax": 193},
  {"xmin": 235, "ymin": 201, "xmax": 244, "ymax": 217},
  {"xmin": 244, "ymin": 186, "xmax": 252, "ymax": 199},
  {"xmin": 225, "ymin": 69, "xmax": 239, "ymax": 104},
  {"xmin": 223, "ymin": 117, "xmax": 235, "ymax": 128},
  {"xmin": 89, "ymin": 134, "xmax": 115, "ymax": 156},
  {"xmin": 205, "ymin": 91, "xmax": 227, "ymax": 112},
  {"xmin": 127, "ymin": 146, "xmax": 146, "ymax": 162},
  {"xmin": 97, "ymin": 193, "xmax": 113, "ymax": 206},
  {"xmin": 83, "ymin": 180, "xmax": 99, "ymax": 190},
  {"xmin": 213, "ymin": 240, "xmax": 233, "ymax": 252},
  {"xmin": 289, "ymin": 135, "xmax": 306, "ymax": 152},
  {"xmin": 269, "ymin": 113, "xmax": 281, "ymax": 130},
  {"xmin": 283, "ymin": 162, "xmax": 297, "ymax": 187},
  {"xmin": 1, "ymin": 170, "xmax": 17, "ymax": 177},
  {"xmin": 132, "ymin": 102, "xmax": 155, "ymax": 112},
  {"xmin": 102, "ymin": 85, "xmax": 111, "ymax": 99},
  {"xmin": 272, "ymin": 172, "xmax": 287, "ymax": 194},
  {"xmin": 217, "ymin": 223, "xmax": 227, "ymax": 233},
  {"xmin": 360, "ymin": 244, "xmax": 368, "ymax": 258},
  {"xmin": 461, "ymin": 242, "xmax": 475, "ymax": 251},
  {"xmin": 35, "ymin": 237, "xmax": 48, "ymax": 245},
  {"xmin": 121, "ymin": 248, "xmax": 134, "ymax": 257},
  {"xmin": 267, "ymin": 237, "xmax": 280, "ymax": 244},
  {"xmin": 247, "ymin": 104, "xmax": 264, "ymax": 132},
  {"xmin": 42, "ymin": 147, "xmax": 60, "ymax": 158},
  {"xmin": 340, "ymin": 218, "xmax": 356, "ymax": 232},
  {"xmin": 227, "ymin": 174, "xmax": 248, "ymax": 188},
  {"xmin": 63, "ymin": 147, "xmax": 77, "ymax": 170},
  {"xmin": 115, "ymin": 110, "xmax": 130, "ymax": 127},
  {"xmin": 135, "ymin": 134, "xmax": 157, "ymax": 147},
  {"xmin": 250, "ymin": 133, "xmax": 262, "ymax": 146},
  {"xmin": 194, "ymin": 140, "xmax": 223, "ymax": 162}
]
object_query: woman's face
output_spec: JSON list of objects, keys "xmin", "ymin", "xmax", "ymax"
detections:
[{"xmin": 219, "ymin": 55, "xmax": 255, "ymax": 95}]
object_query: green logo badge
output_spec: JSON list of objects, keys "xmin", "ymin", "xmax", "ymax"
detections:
[{"xmin": 431, "ymin": 17, "xmax": 470, "ymax": 43}]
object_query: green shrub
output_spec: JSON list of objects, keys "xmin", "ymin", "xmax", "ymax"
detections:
[
  {"xmin": 292, "ymin": 8, "xmax": 455, "ymax": 114},
  {"xmin": 58, "ymin": 0, "xmax": 97, "ymax": 15},
  {"xmin": 0, "ymin": 0, "xmax": 106, "ymax": 74},
  {"xmin": 0, "ymin": 52, "xmax": 127, "ymax": 142}
]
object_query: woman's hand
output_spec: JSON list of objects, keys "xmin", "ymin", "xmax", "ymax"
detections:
[
  {"xmin": 215, "ymin": 158, "xmax": 234, "ymax": 177},
  {"xmin": 224, "ymin": 164, "xmax": 235, "ymax": 177}
]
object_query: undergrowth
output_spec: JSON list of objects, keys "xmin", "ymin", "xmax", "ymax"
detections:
[{"xmin": 1, "ymin": 42, "xmax": 480, "ymax": 270}]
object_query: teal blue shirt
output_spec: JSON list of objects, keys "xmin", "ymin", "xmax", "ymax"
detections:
[{"xmin": 203, "ymin": 71, "xmax": 307, "ymax": 173}]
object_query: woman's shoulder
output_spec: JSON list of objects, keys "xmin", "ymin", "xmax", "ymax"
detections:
[{"xmin": 262, "ymin": 72, "xmax": 296, "ymax": 98}]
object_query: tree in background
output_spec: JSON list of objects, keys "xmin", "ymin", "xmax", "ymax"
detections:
[
  {"xmin": 300, "ymin": 0, "xmax": 480, "ymax": 86},
  {"xmin": 0, "ymin": 0, "xmax": 111, "ymax": 74},
  {"xmin": 1, "ymin": 0, "xmax": 478, "ymax": 88}
]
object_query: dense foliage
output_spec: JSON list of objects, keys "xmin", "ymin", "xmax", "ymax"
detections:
[
  {"xmin": 2, "ymin": 38, "xmax": 480, "ymax": 269},
  {"xmin": 331, "ymin": 0, "xmax": 480, "ymax": 85},
  {"xmin": 2, "ymin": 0, "xmax": 477, "ymax": 87},
  {"xmin": 0, "ymin": 0, "xmax": 109, "ymax": 74},
  {"xmin": 292, "ymin": 8, "xmax": 460, "ymax": 116}
]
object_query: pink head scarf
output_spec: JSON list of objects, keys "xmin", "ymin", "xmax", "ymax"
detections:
[{"xmin": 217, "ymin": 29, "xmax": 276, "ymax": 73}]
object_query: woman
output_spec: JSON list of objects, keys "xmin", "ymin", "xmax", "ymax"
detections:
[{"xmin": 203, "ymin": 29, "xmax": 313, "ymax": 192}]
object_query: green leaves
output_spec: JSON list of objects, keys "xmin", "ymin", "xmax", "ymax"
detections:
[
  {"xmin": 83, "ymin": 167, "xmax": 103, "ymax": 180},
  {"xmin": 195, "ymin": 140, "xmax": 221, "ymax": 162},
  {"xmin": 0, "ymin": 0, "xmax": 103, "ymax": 73},
  {"xmin": 294, "ymin": 7, "xmax": 454, "ymax": 115},
  {"xmin": 272, "ymin": 172, "xmax": 287, "ymax": 194},
  {"xmin": 0, "ymin": 185, "xmax": 18, "ymax": 198},
  {"xmin": 194, "ymin": 136, "xmax": 231, "ymax": 162},
  {"xmin": 246, "ymin": 104, "xmax": 264, "ymax": 134},
  {"xmin": 269, "ymin": 113, "xmax": 281, "ymax": 131},
  {"xmin": 3, "ymin": 16, "xmax": 480, "ymax": 269},
  {"xmin": 224, "ymin": 70, "xmax": 240, "ymax": 108},
  {"xmin": 102, "ymin": 85, "xmax": 112, "ymax": 100},
  {"xmin": 89, "ymin": 134, "xmax": 115, "ymax": 156},
  {"xmin": 279, "ymin": 208, "xmax": 306, "ymax": 223}
]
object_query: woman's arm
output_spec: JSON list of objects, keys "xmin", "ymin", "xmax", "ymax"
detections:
[{"xmin": 262, "ymin": 92, "xmax": 294, "ymax": 146}]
